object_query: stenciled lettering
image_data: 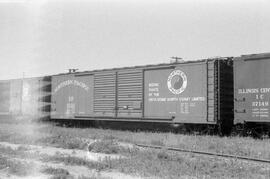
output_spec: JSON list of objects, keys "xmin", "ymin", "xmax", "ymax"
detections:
[
  {"xmin": 54, "ymin": 80, "xmax": 89, "ymax": 93},
  {"xmin": 238, "ymin": 88, "xmax": 259, "ymax": 94}
]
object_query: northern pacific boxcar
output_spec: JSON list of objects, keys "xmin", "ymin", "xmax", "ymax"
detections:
[
  {"xmin": 0, "ymin": 76, "xmax": 51, "ymax": 120},
  {"xmin": 50, "ymin": 58, "xmax": 233, "ymax": 134},
  {"xmin": 234, "ymin": 53, "xmax": 270, "ymax": 135}
]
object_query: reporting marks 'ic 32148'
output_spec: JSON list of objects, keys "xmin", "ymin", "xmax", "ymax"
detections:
[{"xmin": 1, "ymin": 52, "xmax": 270, "ymax": 136}]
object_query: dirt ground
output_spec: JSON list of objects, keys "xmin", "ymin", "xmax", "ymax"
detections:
[
  {"xmin": 0, "ymin": 140, "xmax": 145, "ymax": 179},
  {"xmin": 0, "ymin": 122, "xmax": 146, "ymax": 179}
]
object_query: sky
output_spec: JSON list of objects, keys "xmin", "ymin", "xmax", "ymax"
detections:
[{"xmin": 0, "ymin": 0, "xmax": 269, "ymax": 80}]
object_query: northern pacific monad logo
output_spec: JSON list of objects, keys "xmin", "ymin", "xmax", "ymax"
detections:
[{"xmin": 167, "ymin": 70, "xmax": 187, "ymax": 94}]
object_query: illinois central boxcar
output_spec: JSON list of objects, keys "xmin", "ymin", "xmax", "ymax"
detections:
[
  {"xmin": 50, "ymin": 58, "xmax": 233, "ymax": 134},
  {"xmin": 234, "ymin": 53, "xmax": 270, "ymax": 136}
]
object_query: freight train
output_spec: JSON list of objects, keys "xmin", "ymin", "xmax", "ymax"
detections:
[{"xmin": 0, "ymin": 52, "xmax": 269, "ymax": 136}]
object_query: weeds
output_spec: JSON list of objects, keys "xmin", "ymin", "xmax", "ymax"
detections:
[
  {"xmin": 104, "ymin": 149, "xmax": 270, "ymax": 179},
  {"xmin": 0, "ymin": 145, "xmax": 41, "ymax": 160},
  {"xmin": 3, "ymin": 123, "xmax": 270, "ymax": 160},
  {"xmin": 150, "ymin": 139, "xmax": 164, "ymax": 146},
  {"xmin": 37, "ymin": 135, "xmax": 88, "ymax": 150},
  {"xmin": 43, "ymin": 155, "xmax": 111, "ymax": 171},
  {"xmin": 0, "ymin": 156, "xmax": 34, "ymax": 176},
  {"xmin": 88, "ymin": 139, "xmax": 124, "ymax": 154},
  {"xmin": 1, "ymin": 123, "xmax": 270, "ymax": 178},
  {"xmin": 157, "ymin": 149, "xmax": 171, "ymax": 160},
  {"xmin": 36, "ymin": 124, "xmax": 270, "ymax": 160},
  {"xmin": 17, "ymin": 145, "xmax": 30, "ymax": 151},
  {"xmin": 42, "ymin": 167, "xmax": 74, "ymax": 179},
  {"xmin": 78, "ymin": 175, "xmax": 111, "ymax": 179},
  {"xmin": 42, "ymin": 167, "xmax": 70, "ymax": 175},
  {"xmin": 43, "ymin": 149, "xmax": 270, "ymax": 178}
]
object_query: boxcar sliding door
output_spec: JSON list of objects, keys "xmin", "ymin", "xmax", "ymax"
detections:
[
  {"xmin": 117, "ymin": 70, "xmax": 143, "ymax": 118},
  {"xmin": 94, "ymin": 72, "xmax": 116, "ymax": 117}
]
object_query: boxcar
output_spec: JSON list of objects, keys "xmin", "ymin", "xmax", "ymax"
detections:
[
  {"xmin": 0, "ymin": 76, "xmax": 51, "ymax": 120},
  {"xmin": 234, "ymin": 53, "xmax": 270, "ymax": 135},
  {"xmin": 0, "ymin": 80, "xmax": 10, "ymax": 116},
  {"xmin": 51, "ymin": 58, "xmax": 233, "ymax": 134}
]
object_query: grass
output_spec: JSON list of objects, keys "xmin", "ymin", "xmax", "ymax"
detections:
[
  {"xmin": 0, "ymin": 146, "xmax": 113, "ymax": 178},
  {"xmin": 39, "ymin": 148, "xmax": 270, "ymax": 179},
  {"xmin": 0, "ymin": 122, "xmax": 270, "ymax": 178},
  {"xmin": 37, "ymin": 134, "xmax": 89, "ymax": 150},
  {"xmin": 41, "ymin": 167, "xmax": 74, "ymax": 179},
  {"xmin": 35, "ymin": 124, "xmax": 270, "ymax": 160},
  {"xmin": 115, "ymin": 150, "xmax": 270, "ymax": 179},
  {"xmin": 87, "ymin": 139, "xmax": 128, "ymax": 154},
  {"xmin": 2, "ymin": 122, "xmax": 267, "ymax": 159},
  {"xmin": 78, "ymin": 176, "xmax": 111, "ymax": 179},
  {"xmin": 41, "ymin": 166, "xmax": 112, "ymax": 179},
  {"xmin": 43, "ymin": 155, "xmax": 112, "ymax": 172},
  {"xmin": 0, "ymin": 145, "xmax": 43, "ymax": 161},
  {"xmin": 0, "ymin": 155, "xmax": 34, "ymax": 176}
]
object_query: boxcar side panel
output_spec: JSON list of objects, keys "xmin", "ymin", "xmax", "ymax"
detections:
[
  {"xmin": 20, "ymin": 77, "xmax": 51, "ymax": 118},
  {"xmin": 21, "ymin": 78, "xmax": 40, "ymax": 116},
  {"xmin": 144, "ymin": 63, "xmax": 208, "ymax": 123},
  {"xmin": 51, "ymin": 74, "xmax": 93, "ymax": 119},
  {"xmin": 51, "ymin": 74, "xmax": 75, "ymax": 119},
  {"xmin": 234, "ymin": 55, "xmax": 270, "ymax": 124},
  {"xmin": 9, "ymin": 79, "xmax": 22, "ymax": 115},
  {"xmin": 0, "ymin": 81, "xmax": 10, "ymax": 114}
]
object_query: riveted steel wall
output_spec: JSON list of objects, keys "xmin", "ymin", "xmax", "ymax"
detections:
[
  {"xmin": 117, "ymin": 70, "xmax": 143, "ymax": 117},
  {"xmin": 94, "ymin": 72, "xmax": 116, "ymax": 117},
  {"xmin": 234, "ymin": 53, "xmax": 270, "ymax": 124}
]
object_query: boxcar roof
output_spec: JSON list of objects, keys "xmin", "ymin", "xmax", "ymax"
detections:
[
  {"xmin": 234, "ymin": 52, "xmax": 270, "ymax": 61},
  {"xmin": 53, "ymin": 57, "xmax": 231, "ymax": 77}
]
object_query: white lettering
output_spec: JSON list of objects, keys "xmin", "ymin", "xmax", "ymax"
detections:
[
  {"xmin": 54, "ymin": 80, "xmax": 89, "ymax": 93},
  {"xmin": 252, "ymin": 101, "xmax": 269, "ymax": 107},
  {"xmin": 238, "ymin": 88, "xmax": 259, "ymax": 94},
  {"xmin": 149, "ymin": 83, "xmax": 159, "ymax": 87}
]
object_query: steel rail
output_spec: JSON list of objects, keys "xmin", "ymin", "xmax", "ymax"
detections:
[{"xmin": 135, "ymin": 143, "xmax": 270, "ymax": 164}]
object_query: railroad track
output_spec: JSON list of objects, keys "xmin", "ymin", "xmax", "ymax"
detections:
[{"xmin": 135, "ymin": 143, "xmax": 270, "ymax": 164}]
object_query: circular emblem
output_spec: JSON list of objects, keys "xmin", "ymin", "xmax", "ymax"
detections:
[{"xmin": 167, "ymin": 70, "xmax": 187, "ymax": 94}]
